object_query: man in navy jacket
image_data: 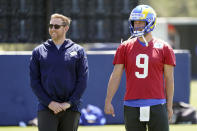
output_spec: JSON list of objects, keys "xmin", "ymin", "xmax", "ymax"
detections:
[{"xmin": 29, "ymin": 13, "xmax": 88, "ymax": 131}]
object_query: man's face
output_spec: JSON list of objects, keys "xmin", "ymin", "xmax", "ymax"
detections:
[
  {"xmin": 134, "ymin": 21, "xmax": 146, "ymax": 31},
  {"xmin": 49, "ymin": 18, "xmax": 68, "ymax": 40}
]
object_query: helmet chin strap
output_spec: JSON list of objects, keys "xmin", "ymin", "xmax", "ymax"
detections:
[
  {"xmin": 123, "ymin": 30, "xmax": 148, "ymax": 47},
  {"xmin": 142, "ymin": 35, "xmax": 148, "ymax": 47}
]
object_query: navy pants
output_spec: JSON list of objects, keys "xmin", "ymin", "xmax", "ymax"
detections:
[{"xmin": 124, "ymin": 104, "xmax": 169, "ymax": 131}]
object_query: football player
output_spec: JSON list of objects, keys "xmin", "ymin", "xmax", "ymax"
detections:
[{"xmin": 105, "ymin": 5, "xmax": 176, "ymax": 131}]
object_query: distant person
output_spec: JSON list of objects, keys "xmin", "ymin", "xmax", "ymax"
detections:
[
  {"xmin": 168, "ymin": 24, "xmax": 180, "ymax": 49},
  {"xmin": 105, "ymin": 5, "xmax": 176, "ymax": 131},
  {"xmin": 29, "ymin": 13, "xmax": 88, "ymax": 131}
]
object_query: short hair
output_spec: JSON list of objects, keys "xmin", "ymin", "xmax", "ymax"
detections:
[{"xmin": 51, "ymin": 13, "xmax": 71, "ymax": 27}]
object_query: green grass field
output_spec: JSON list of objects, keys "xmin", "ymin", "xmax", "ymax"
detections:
[
  {"xmin": 1, "ymin": 124, "xmax": 197, "ymax": 131},
  {"xmin": 1, "ymin": 80, "xmax": 197, "ymax": 131}
]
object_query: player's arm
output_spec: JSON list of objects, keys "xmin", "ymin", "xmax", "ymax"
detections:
[
  {"xmin": 164, "ymin": 64, "xmax": 174, "ymax": 121},
  {"xmin": 104, "ymin": 64, "xmax": 124, "ymax": 117}
]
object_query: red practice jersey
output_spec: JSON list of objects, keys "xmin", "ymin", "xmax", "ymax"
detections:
[{"xmin": 113, "ymin": 37, "xmax": 176, "ymax": 100}]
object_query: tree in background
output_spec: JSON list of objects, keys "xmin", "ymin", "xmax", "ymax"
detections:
[{"xmin": 139, "ymin": 0, "xmax": 197, "ymax": 17}]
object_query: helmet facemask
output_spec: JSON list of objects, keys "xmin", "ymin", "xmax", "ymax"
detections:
[{"xmin": 129, "ymin": 21, "xmax": 147, "ymax": 37}]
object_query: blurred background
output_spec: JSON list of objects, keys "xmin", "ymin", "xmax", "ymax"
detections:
[
  {"xmin": 0, "ymin": 0, "xmax": 197, "ymax": 77},
  {"xmin": 0, "ymin": 0, "xmax": 197, "ymax": 127}
]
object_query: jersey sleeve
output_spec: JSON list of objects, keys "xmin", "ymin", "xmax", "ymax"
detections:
[
  {"xmin": 163, "ymin": 44, "xmax": 176, "ymax": 66},
  {"xmin": 113, "ymin": 44, "xmax": 126, "ymax": 65}
]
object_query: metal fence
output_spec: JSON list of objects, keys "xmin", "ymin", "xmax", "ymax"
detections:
[{"xmin": 0, "ymin": 0, "xmax": 138, "ymax": 43}]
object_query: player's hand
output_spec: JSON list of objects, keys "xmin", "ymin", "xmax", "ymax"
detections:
[
  {"xmin": 48, "ymin": 101, "xmax": 63, "ymax": 114},
  {"xmin": 167, "ymin": 106, "xmax": 173, "ymax": 122},
  {"xmin": 104, "ymin": 102, "xmax": 115, "ymax": 117},
  {"xmin": 61, "ymin": 102, "xmax": 71, "ymax": 111}
]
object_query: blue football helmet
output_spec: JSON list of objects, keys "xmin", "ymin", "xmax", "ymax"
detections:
[{"xmin": 129, "ymin": 5, "xmax": 157, "ymax": 37}]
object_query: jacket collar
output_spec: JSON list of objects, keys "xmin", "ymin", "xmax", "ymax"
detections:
[{"xmin": 44, "ymin": 39, "xmax": 74, "ymax": 49}]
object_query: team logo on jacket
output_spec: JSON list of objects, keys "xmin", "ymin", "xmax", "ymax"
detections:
[
  {"xmin": 154, "ymin": 43, "xmax": 163, "ymax": 49},
  {"xmin": 70, "ymin": 51, "xmax": 77, "ymax": 57}
]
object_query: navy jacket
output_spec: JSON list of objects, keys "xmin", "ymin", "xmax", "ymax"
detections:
[{"xmin": 29, "ymin": 39, "xmax": 88, "ymax": 112}]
